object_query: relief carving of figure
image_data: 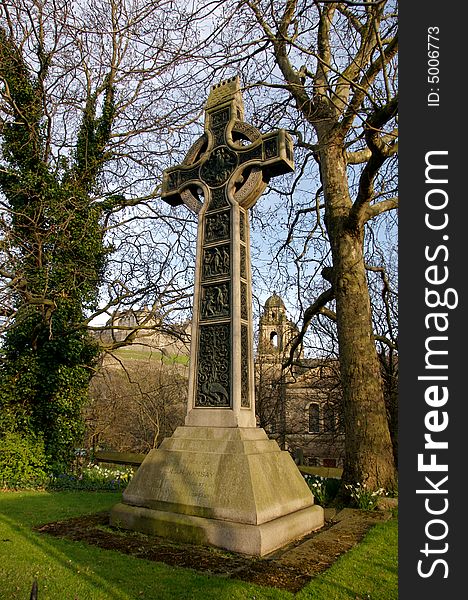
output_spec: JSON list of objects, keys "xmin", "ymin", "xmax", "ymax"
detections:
[
  {"xmin": 201, "ymin": 283, "xmax": 229, "ymax": 318},
  {"xmin": 203, "ymin": 245, "xmax": 230, "ymax": 279},
  {"xmin": 200, "ymin": 146, "xmax": 237, "ymax": 187},
  {"xmin": 205, "ymin": 212, "xmax": 230, "ymax": 242}
]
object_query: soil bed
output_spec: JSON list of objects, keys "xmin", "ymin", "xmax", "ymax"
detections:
[{"xmin": 35, "ymin": 508, "xmax": 392, "ymax": 593}]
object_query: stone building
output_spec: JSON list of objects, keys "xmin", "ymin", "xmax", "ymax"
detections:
[
  {"xmin": 255, "ymin": 293, "xmax": 345, "ymax": 467},
  {"xmin": 98, "ymin": 306, "xmax": 191, "ymax": 358}
]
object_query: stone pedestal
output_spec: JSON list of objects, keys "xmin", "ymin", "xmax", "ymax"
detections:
[{"xmin": 110, "ymin": 426, "xmax": 324, "ymax": 556}]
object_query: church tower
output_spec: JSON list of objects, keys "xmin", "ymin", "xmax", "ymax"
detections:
[{"xmin": 258, "ymin": 293, "xmax": 301, "ymax": 362}]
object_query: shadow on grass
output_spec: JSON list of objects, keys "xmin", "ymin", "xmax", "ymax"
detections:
[
  {"xmin": 1, "ymin": 491, "xmax": 397, "ymax": 600},
  {"xmin": 0, "ymin": 491, "xmax": 288, "ymax": 600}
]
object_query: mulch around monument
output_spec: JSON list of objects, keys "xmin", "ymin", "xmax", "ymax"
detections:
[{"xmin": 34, "ymin": 507, "xmax": 393, "ymax": 593}]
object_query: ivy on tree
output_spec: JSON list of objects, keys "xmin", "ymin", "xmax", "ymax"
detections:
[{"xmin": 0, "ymin": 28, "xmax": 113, "ymax": 474}]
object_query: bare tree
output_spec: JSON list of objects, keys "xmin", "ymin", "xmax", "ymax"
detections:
[
  {"xmin": 199, "ymin": 0, "xmax": 398, "ymax": 491},
  {"xmin": 1, "ymin": 0, "xmax": 398, "ymax": 489},
  {"xmin": 0, "ymin": 0, "xmax": 212, "ymax": 469},
  {"xmin": 0, "ymin": 0, "xmax": 219, "ymax": 343},
  {"xmin": 86, "ymin": 354, "xmax": 187, "ymax": 453}
]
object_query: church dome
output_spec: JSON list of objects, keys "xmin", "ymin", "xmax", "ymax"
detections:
[{"xmin": 264, "ymin": 292, "xmax": 285, "ymax": 309}]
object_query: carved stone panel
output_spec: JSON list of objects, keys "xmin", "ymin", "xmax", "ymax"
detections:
[
  {"xmin": 200, "ymin": 146, "xmax": 238, "ymax": 187},
  {"xmin": 240, "ymin": 245, "xmax": 246, "ymax": 279},
  {"xmin": 210, "ymin": 108, "xmax": 230, "ymax": 128},
  {"xmin": 207, "ymin": 187, "xmax": 229, "ymax": 212},
  {"xmin": 196, "ymin": 323, "xmax": 230, "ymax": 407},
  {"xmin": 264, "ymin": 137, "xmax": 279, "ymax": 159},
  {"xmin": 241, "ymin": 324, "xmax": 250, "ymax": 408},
  {"xmin": 209, "ymin": 108, "xmax": 228, "ymax": 147},
  {"xmin": 166, "ymin": 170, "xmax": 180, "ymax": 192},
  {"xmin": 241, "ymin": 282, "xmax": 248, "ymax": 320},
  {"xmin": 200, "ymin": 283, "xmax": 230, "ymax": 320},
  {"xmin": 239, "ymin": 210, "xmax": 245, "ymax": 242},
  {"xmin": 238, "ymin": 143, "xmax": 263, "ymax": 164},
  {"xmin": 202, "ymin": 245, "xmax": 230, "ymax": 281},
  {"xmin": 204, "ymin": 211, "xmax": 230, "ymax": 243},
  {"xmin": 178, "ymin": 166, "xmax": 201, "ymax": 187}
]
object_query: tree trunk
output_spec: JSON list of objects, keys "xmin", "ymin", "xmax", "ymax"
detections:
[{"xmin": 320, "ymin": 137, "xmax": 397, "ymax": 491}]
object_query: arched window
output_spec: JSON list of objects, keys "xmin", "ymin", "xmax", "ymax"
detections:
[
  {"xmin": 270, "ymin": 331, "xmax": 278, "ymax": 347},
  {"xmin": 308, "ymin": 403, "xmax": 320, "ymax": 433}
]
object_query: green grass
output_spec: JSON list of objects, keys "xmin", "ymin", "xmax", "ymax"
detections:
[
  {"xmin": 0, "ymin": 490, "xmax": 397, "ymax": 599},
  {"xmin": 296, "ymin": 515, "xmax": 398, "ymax": 600},
  {"xmin": 113, "ymin": 347, "xmax": 189, "ymax": 365}
]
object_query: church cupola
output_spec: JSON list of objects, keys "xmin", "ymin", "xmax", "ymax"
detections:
[{"xmin": 258, "ymin": 293, "xmax": 299, "ymax": 360}]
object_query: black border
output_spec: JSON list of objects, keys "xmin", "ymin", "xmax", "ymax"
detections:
[{"xmin": 399, "ymin": 2, "xmax": 465, "ymax": 597}]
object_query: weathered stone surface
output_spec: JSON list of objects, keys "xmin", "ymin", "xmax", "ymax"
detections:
[
  {"xmin": 161, "ymin": 77, "xmax": 294, "ymax": 428},
  {"xmin": 110, "ymin": 502, "xmax": 323, "ymax": 557},
  {"xmin": 110, "ymin": 426, "xmax": 324, "ymax": 555}
]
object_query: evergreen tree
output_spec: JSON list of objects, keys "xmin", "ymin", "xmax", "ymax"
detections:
[{"xmin": 0, "ymin": 28, "xmax": 112, "ymax": 473}]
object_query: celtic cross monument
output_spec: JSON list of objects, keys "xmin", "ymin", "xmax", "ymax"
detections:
[
  {"xmin": 110, "ymin": 78, "xmax": 323, "ymax": 556},
  {"xmin": 162, "ymin": 76, "xmax": 294, "ymax": 427}
]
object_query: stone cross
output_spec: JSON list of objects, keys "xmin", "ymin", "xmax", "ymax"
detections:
[
  {"xmin": 111, "ymin": 110, "xmax": 321, "ymax": 553},
  {"xmin": 161, "ymin": 77, "xmax": 294, "ymax": 428}
]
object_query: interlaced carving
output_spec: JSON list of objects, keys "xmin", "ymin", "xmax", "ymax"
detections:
[
  {"xmin": 241, "ymin": 324, "xmax": 250, "ymax": 408},
  {"xmin": 264, "ymin": 137, "xmax": 279, "ymax": 159},
  {"xmin": 211, "ymin": 108, "xmax": 230, "ymax": 128},
  {"xmin": 239, "ymin": 211, "xmax": 246, "ymax": 242},
  {"xmin": 196, "ymin": 324, "xmax": 230, "ymax": 407},
  {"xmin": 240, "ymin": 245, "xmax": 246, "ymax": 279},
  {"xmin": 207, "ymin": 188, "xmax": 229, "ymax": 212},
  {"xmin": 241, "ymin": 282, "xmax": 248, "ymax": 320},
  {"xmin": 182, "ymin": 134, "xmax": 208, "ymax": 166}
]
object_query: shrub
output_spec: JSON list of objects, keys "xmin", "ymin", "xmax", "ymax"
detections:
[
  {"xmin": 0, "ymin": 431, "xmax": 49, "ymax": 489},
  {"xmin": 304, "ymin": 474, "xmax": 340, "ymax": 506}
]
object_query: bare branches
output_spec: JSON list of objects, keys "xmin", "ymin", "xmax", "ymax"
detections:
[
  {"xmin": 340, "ymin": 33, "xmax": 398, "ymax": 133},
  {"xmin": 365, "ymin": 196, "xmax": 398, "ymax": 221},
  {"xmin": 0, "ymin": 0, "xmax": 214, "ymax": 343},
  {"xmin": 365, "ymin": 262, "xmax": 397, "ymax": 349},
  {"xmin": 315, "ymin": 0, "xmax": 388, "ymax": 5},
  {"xmin": 283, "ymin": 286, "xmax": 335, "ymax": 369},
  {"xmin": 347, "ymin": 95, "xmax": 398, "ymax": 229}
]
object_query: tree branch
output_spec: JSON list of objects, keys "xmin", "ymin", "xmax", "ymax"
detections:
[
  {"xmin": 283, "ymin": 286, "xmax": 335, "ymax": 369},
  {"xmin": 364, "ymin": 196, "xmax": 398, "ymax": 222},
  {"xmin": 347, "ymin": 96, "xmax": 398, "ymax": 229}
]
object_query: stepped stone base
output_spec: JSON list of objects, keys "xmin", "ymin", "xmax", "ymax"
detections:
[{"xmin": 110, "ymin": 426, "xmax": 324, "ymax": 556}]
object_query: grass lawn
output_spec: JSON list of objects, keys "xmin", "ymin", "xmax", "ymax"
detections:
[
  {"xmin": 0, "ymin": 490, "xmax": 397, "ymax": 600},
  {"xmin": 113, "ymin": 347, "xmax": 189, "ymax": 365}
]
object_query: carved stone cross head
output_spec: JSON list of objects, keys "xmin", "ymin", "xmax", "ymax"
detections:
[{"xmin": 161, "ymin": 77, "xmax": 294, "ymax": 212}]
